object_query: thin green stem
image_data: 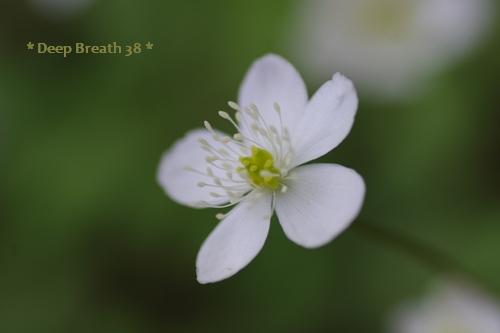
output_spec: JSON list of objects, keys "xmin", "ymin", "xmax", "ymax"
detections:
[{"xmin": 352, "ymin": 221, "xmax": 499, "ymax": 296}]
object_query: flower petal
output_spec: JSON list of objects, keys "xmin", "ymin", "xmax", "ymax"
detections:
[
  {"xmin": 389, "ymin": 280, "xmax": 500, "ymax": 333},
  {"xmin": 237, "ymin": 54, "xmax": 308, "ymax": 145},
  {"xmin": 291, "ymin": 73, "xmax": 358, "ymax": 167},
  {"xmin": 276, "ymin": 163, "xmax": 365, "ymax": 248},
  {"xmin": 196, "ymin": 192, "xmax": 273, "ymax": 284},
  {"xmin": 157, "ymin": 129, "xmax": 250, "ymax": 208}
]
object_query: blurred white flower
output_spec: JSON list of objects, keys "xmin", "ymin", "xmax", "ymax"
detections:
[
  {"xmin": 292, "ymin": 0, "xmax": 494, "ymax": 99},
  {"xmin": 158, "ymin": 54, "xmax": 365, "ymax": 284},
  {"xmin": 389, "ymin": 280, "xmax": 500, "ymax": 333},
  {"xmin": 30, "ymin": 0, "xmax": 94, "ymax": 20}
]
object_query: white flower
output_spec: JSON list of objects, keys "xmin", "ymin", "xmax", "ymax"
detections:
[
  {"xmin": 389, "ymin": 280, "xmax": 500, "ymax": 333},
  {"xmin": 157, "ymin": 54, "xmax": 365, "ymax": 284},
  {"xmin": 292, "ymin": 0, "xmax": 494, "ymax": 99}
]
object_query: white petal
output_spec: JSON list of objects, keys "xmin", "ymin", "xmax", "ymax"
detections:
[
  {"xmin": 389, "ymin": 280, "xmax": 500, "ymax": 333},
  {"xmin": 196, "ymin": 192, "xmax": 273, "ymax": 284},
  {"xmin": 157, "ymin": 129, "xmax": 250, "ymax": 208},
  {"xmin": 237, "ymin": 54, "xmax": 308, "ymax": 145},
  {"xmin": 276, "ymin": 163, "xmax": 365, "ymax": 248},
  {"xmin": 293, "ymin": 0, "xmax": 493, "ymax": 99},
  {"xmin": 291, "ymin": 73, "xmax": 358, "ymax": 167}
]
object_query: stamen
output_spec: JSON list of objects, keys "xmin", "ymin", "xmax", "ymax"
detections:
[
  {"xmin": 198, "ymin": 138, "xmax": 209, "ymax": 146},
  {"xmin": 195, "ymin": 197, "xmax": 246, "ymax": 209},
  {"xmin": 228, "ymin": 101, "xmax": 239, "ymax": 111},
  {"xmin": 234, "ymin": 112, "xmax": 242, "ymax": 122},
  {"xmin": 245, "ymin": 106, "xmax": 259, "ymax": 120},
  {"xmin": 218, "ymin": 111, "xmax": 231, "ymax": 120},
  {"xmin": 206, "ymin": 160, "xmax": 232, "ymax": 171},
  {"xmin": 199, "ymin": 182, "xmax": 250, "ymax": 191},
  {"xmin": 218, "ymin": 149, "xmax": 230, "ymax": 157},
  {"xmin": 195, "ymin": 100, "xmax": 296, "ymax": 213},
  {"xmin": 218, "ymin": 110, "xmax": 248, "ymax": 143},
  {"xmin": 273, "ymin": 102, "xmax": 281, "ymax": 114},
  {"xmin": 204, "ymin": 121, "xmax": 214, "ymax": 133}
]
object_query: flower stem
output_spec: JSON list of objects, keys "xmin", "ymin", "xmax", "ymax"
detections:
[{"xmin": 352, "ymin": 221, "xmax": 499, "ymax": 296}]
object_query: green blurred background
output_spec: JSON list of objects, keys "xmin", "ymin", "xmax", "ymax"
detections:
[{"xmin": 1, "ymin": 1, "xmax": 499, "ymax": 332}]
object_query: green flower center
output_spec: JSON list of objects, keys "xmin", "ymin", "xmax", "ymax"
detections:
[{"xmin": 238, "ymin": 146, "xmax": 281, "ymax": 190}]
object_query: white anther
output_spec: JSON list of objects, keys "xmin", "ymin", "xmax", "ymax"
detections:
[
  {"xmin": 235, "ymin": 112, "xmax": 242, "ymax": 122},
  {"xmin": 258, "ymin": 129, "xmax": 269, "ymax": 138},
  {"xmin": 196, "ymin": 101, "xmax": 296, "ymax": 205},
  {"xmin": 216, "ymin": 213, "xmax": 226, "ymax": 220},
  {"xmin": 259, "ymin": 170, "xmax": 274, "ymax": 178},
  {"xmin": 204, "ymin": 121, "xmax": 214, "ymax": 132},
  {"xmin": 228, "ymin": 101, "xmax": 239, "ymax": 110},
  {"xmin": 245, "ymin": 107, "xmax": 258, "ymax": 120},
  {"xmin": 250, "ymin": 103, "xmax": 258, "ymax": 113},
  {"xmin": 273, "ymin": 102, "xmax": 281, "ymax": 113},
  {"xmin": 218, "ymin": 111, "xmax": 231, "ymax": 120},
  {"xmin": 198, "ymin": 138, "xmax": 209, "ymax": 146},
  {"xmin": 218, "ymin": 149, "xmax": 229, "ymax": 157}
]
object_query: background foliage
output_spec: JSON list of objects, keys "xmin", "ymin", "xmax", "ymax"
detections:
[{"xmin": 1, "ymin": 1, "xmax": 499, "ymax": 332}]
